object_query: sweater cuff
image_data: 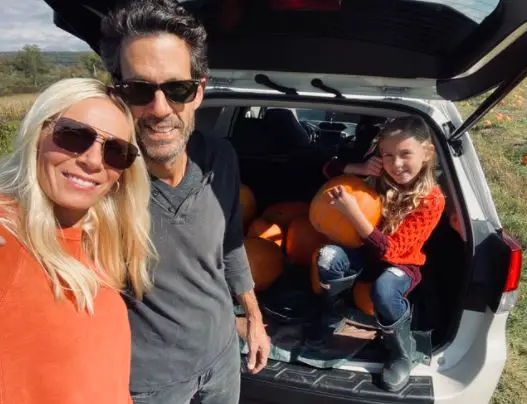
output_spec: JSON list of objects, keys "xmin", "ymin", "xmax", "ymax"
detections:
[
  {"xmin": 230, "ymin": 271, "xmax": 255, "ymax": 296},
  {"xmin": 364, "ymin": 228, "xmax": 388, "ymax": 257},
  {"xmin": 224, "ymin": 246, "xmax": 256, "ymax": 295}
]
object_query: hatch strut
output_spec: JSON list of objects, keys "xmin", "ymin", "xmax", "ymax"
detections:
[
  {"xmin": 254, "ymin": 74, "xmax": 298, "ymax": 95},
  {"xmin": 311, "ymin": 78, "xmax": 344, "ymax": 98},
  {"xmin": 449, "ymin": 64, "xmax": 527, "ymax": 143}
]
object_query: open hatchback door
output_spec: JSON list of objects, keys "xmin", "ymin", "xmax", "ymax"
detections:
[{"xmin": 44, "ymin": 0, "xmax": 527, "ymax": 139}]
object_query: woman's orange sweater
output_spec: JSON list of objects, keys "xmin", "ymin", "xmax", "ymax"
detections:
[{"xmin": 0, "ymin": 224, "xmax": 132, "ymax": 404}]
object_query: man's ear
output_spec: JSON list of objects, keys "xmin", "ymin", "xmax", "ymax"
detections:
[{"xmin": 192, "ymin": 77, "xmax": 208, "ymax": 110}]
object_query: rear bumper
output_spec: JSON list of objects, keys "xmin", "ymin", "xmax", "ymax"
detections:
[
  {"xmin": 240, "ymin": 309, "xmax": 508, "ymax": 404},
  {"xmin": 240, "ymin": 361, "xmax": 433, "ymax": 403}
]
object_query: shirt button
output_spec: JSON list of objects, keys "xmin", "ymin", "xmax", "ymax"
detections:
[
  {"xmin": 168, "ymin": 207, "xmax": 175, "ymax": 214},
  {"xmin": 152, "ymin": 190, "xmax": 160, "ymax": 196}
]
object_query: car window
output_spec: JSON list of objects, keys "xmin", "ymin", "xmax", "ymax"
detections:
[
  {"xmin": 295, "ymin": 109, "xmax": 326, "ymax": 122},
  {"xmin": 200, "ymin": 0, "xmax": 503, "ymax": 58},
  {"xmin": 239, "ymin": 106, "xmax": 362, "ymax": 145},
  {"xmin": 414, "ymin": 0, "xmax": 500, "ymax": 23}
]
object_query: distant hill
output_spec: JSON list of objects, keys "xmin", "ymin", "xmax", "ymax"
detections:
[{"xmin": 0, "ymin": 52, "xmax": 94, "ymax": 67}]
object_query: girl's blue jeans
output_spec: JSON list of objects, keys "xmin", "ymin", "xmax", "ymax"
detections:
[{"xmin": 317, "ymin": 244, "xmax": 412, "ymax": 324}]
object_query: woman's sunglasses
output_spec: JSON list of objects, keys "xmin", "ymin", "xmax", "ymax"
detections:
[
  {"xmin": 49, "ymin": 117, "xmax": 139, "ymax": 170},
  {"xmin": 114, "ymin": 79, "xmax": 200, "ymax": 106}
]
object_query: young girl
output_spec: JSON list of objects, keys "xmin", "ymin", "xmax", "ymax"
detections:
[{"xmin": 317, "ymin": 116, "xmax": 445, "ymax": 392}]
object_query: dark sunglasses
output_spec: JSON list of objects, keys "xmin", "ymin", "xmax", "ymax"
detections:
[
  {"xmin": 114, "ymin": 79, "xmax": 200, "ymax": 106},
  {"xmin": 49, "ymin": 117, "xmax": 139, "ymax": 170}
]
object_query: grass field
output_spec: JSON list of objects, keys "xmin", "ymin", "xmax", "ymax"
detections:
[
  {"xmin": 1, "ymin": 85, "xmax": 527, "ymax": 402},
  {"xmin": 0, "ymin": 93, "xmax": 36, "ymax": 120}
]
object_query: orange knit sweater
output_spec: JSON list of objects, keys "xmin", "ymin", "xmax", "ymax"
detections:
[
  {"xmin": 0, "ymin": 223, "xmax": 132, "ymax": 404},
  {"xmin": 364, "ymin": 186, "xmax": 445, "ymax": 289}
]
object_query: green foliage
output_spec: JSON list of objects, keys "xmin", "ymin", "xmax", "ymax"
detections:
[
  {"xmin": 80, "ymin": 53, "xmax": 105, "ymax": 77},
  {"xmin": 11, "ymin": 45, "xmax": 51, "ymax": 87},
  {"xmin": 0, "ymin": 120, "xmax": 17, "ymax": 155},
  {"xmin": 0, "ymin": 45, "xmax": 110, "ymax": 96}
]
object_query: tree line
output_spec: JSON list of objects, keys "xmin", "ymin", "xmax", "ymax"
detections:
[{"xmin": 0, "ymin": 45, "xmax": 110, "ymax": 96}]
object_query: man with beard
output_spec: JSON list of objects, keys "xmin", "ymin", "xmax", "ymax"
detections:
[{"xmin": 98, "ymin": 1, "xmax": 270, "ymax": 403}]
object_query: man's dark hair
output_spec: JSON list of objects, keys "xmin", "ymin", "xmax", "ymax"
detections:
[{"xmin": 100, "ymin": 0, "xmax": 208, "ymax": 81}]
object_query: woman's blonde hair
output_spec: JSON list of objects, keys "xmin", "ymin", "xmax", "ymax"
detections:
[
  {"xmin": 0, "ymin": 78, "xmax": 157, "ymax": 313},
  {"xmin": 377, "ymin": 116, "xmax": 437, "ymax": 235}
]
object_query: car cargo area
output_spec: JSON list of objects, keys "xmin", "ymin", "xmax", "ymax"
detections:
[{"xmin": 196, "ymin": 97, "xmax": 469, "ymax": 381}]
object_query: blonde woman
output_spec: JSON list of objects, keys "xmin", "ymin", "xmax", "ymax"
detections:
[{"xmin": 0, "ymin": 78, "xmax": 156, "ymax": 404}]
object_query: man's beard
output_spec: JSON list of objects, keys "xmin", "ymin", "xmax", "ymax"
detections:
[{"xmin": 137, "ymin": 114, "xmax": 195, "ymax": 164}]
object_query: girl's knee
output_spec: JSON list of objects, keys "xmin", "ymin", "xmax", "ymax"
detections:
[
  {"xmin": 317, "ymin": 245, "xmax": 346, "ymax": 270},
  {"xmin": 317, "ymin": 244, "xmax": 350, "ymax": 283}
]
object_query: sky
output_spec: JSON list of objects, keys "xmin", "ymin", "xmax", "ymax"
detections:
[
  {"xmin": 0, "ymin": 0, "xmax": 501, "ymax": 52},
  {"xmin": 0, "ymin": 0, "xmax": 90, "ymax": 52}
]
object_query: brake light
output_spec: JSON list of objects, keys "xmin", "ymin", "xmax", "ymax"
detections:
[
  {"xmin": 270, "ymin": 0, "xmax": 341, "ymax": 11},
  {"xmin": 502, "ymin": 232, "xmax": 522, "ymax": 292},
  {"xmin": 497, "ymin": 232, "xmax": 523, "ymax": 313}
]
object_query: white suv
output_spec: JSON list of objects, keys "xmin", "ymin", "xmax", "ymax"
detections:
[{"xmin": 46, "ymin": 1, "xmax": 526, "ymax": 402}]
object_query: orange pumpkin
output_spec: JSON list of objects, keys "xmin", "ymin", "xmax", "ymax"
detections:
[
  {"xmin": 247, "ymin": 217, "xmax": 284, "ymax": 247},
  {"xmin": 244, "ymin": 237, "xmax": 284, "ymax": 291},
  {"xmin": 240, "ymin": 184, "xmax": 257, "ymax": 233},
  {"xmin": 263, "ymin": 201, "xmax": 310, "ymax": 228},
  {"xmin": 353, "ymin": 281, "xmax": 375, "ymax": 316},
  {"xmin": 285, "ymin": 216, "xmax": 328, "ymax": 266},
  {"xmin": 309, "ymin": 175, "xmax": 382, "ymax": 247}
]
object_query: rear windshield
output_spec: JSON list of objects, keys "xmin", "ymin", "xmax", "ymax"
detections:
[
  {"xmin": 198, "ymin": 0, "xmax": 502, "ymax": 55},
  {"xmin": 414, "ymin": 0, "xmax": 500, "ymax": 23}
]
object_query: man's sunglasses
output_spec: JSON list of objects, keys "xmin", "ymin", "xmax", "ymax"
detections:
[
  {"xmin": 49, "ymin": 117, "xmax": 139, "ymax": 170},
  {"xmin": 114, "ymin": 79, "xmax": 200, "ymax": 106}
]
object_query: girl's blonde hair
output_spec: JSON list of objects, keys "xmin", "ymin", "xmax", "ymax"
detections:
[
  {"xmin": 377, "ymin": 116, "xmax": 437, "ymax": 235},
  {"xmin": 0, "ymin": 78, "xmax": 157, "ymax": 313}
]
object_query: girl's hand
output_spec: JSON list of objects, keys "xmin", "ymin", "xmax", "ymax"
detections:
[
  {"xmin": 343, "ymin": 157, "xmax": 383, "ymax": 177},
  {"xmin": 328, "ymin": 186, "xmax": 375, "ymax": 238},
  {"xmin": 360, "ymin": 156, "xmax": 383, "ymax": 177},
  {"xmin": 328, "ymin": 185, "xmax": 360, "ymax": 217}
]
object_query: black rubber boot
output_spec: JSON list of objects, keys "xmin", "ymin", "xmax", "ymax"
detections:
[
  {"xmin": 378, "ymin": 299, "xmax": 415, "ymax": 392},
  {"xmin": 305, "ymin": 274, "xmax": 360, "ymax": 346}
]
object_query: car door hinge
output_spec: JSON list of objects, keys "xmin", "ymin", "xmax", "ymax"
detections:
[
  {"xmin": 443, "ymin": 121, "xmax": 463, "ymax": 156},
  {"xmin": 450, "ymin": 138, "xmax": 463, "ymax": 156}
]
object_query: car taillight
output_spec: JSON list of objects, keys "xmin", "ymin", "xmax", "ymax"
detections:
[
  {"xmin": 497, "ymin": 232, "xmax": 523, "ymax": 313},
  {"xmin": 270, "ymin": 0, "xmax": 341, "ymax": 11},
  {"xmin": 503, "ymin": 232, "xmax": 522, "ymax": 292}
]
